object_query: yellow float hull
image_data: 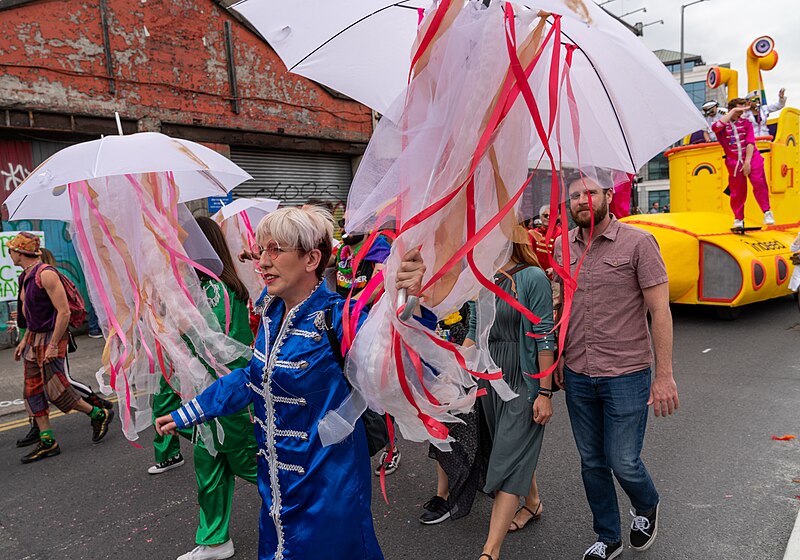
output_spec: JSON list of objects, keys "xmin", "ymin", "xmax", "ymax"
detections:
[
  {"xmin": 621, "ymin": 213, "xmax": 795, "ymax": 306},
  {"xmin": 622, "ymin": 107, "xmax": 800, "ymax": 307}
]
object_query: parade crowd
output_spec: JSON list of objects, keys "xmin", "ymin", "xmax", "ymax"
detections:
[{"xmin": 6, "ymin": 169, "xmax": 682, "ymax": 560}]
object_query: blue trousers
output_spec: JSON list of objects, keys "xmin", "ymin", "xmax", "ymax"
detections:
[{"xmin": 564, "ymin": 366, "xmax": 659, "ymax": 543}]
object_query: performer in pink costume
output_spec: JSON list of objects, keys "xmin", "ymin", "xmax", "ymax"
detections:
[{"xmin": 711, "ymin": 98, "xmax": 774, "ymax": 229}]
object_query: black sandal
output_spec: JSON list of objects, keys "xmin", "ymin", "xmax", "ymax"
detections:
[
  {"xmin": 508, "ymin": 502, "xmax": 542, "ymax": 533},
  {"xmin": 479, "ymin": 554, "xmax": 494, "ymax": 560}
]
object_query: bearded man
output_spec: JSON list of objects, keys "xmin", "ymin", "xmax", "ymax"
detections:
[{"xmin": 552, "ymin": 171, "xmax": 679, "ymax": 560}]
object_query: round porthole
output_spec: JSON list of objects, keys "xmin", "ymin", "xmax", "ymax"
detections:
[{"xmin": 752, "ymin": 261, "xmax": 765, "ymax": 290}]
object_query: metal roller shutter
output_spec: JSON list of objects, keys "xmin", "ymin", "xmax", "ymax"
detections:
[{"xmin": 229, "ymin": 148, "xmax": 353, "ymax": 206}]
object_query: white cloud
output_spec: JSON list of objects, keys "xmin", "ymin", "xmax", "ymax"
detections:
[{"xmin": 601, "ymin": 0, "xmax": 800, "ymax": 103}]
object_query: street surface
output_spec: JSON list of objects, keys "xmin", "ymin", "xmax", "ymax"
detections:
[{"xmin": 0, "ymin": 299, "xmax": 798, "ymax": 560}]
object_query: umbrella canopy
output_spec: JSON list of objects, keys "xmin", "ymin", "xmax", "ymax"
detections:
[
  {"xmin": 4, "ymin": 132, "xmax": 252, "ymax": 221},
  {"xmin": 216, "ymin": 196, "xmax": 280, "ymax": 224},
  {"xmin": 230, "ymin": 0, "xmax": 432, "ymax": 114},
  {"xmin": 306, "ymin": 1, "xmax": 707, "ymax": 448},
  {"xmin": 212, "ymin": 197, "xmax": 280, "ymax": 302},
  {"xmin": 229, "ymin": 0, "xmax": 704, "ymax": 173}
]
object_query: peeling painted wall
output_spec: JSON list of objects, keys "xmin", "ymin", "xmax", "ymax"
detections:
[{"xmin": 0, "ymin": 0, "xmax": 373, "ymax": 143}]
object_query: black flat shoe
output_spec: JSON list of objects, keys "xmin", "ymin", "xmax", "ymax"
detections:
[{"xmin": 16, "ymin": 420, "xmax": 40, "ymax": 448}]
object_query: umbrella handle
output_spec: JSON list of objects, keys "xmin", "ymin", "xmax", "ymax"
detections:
[{"xmin": 397, "ymin": 289, "xmax": 419, "ymax": 322}]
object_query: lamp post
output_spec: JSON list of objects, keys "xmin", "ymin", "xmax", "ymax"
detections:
[
  {"xmin": 634, "ymin": 19, "xmax": 664, "ymax": 36},
  {"xmin": 680, "ymin": 0, "xmax": 709, "ymax": 86},
  {"xmin": 619, "ymin": 7, "xmax": 646, "ymax": 18}
]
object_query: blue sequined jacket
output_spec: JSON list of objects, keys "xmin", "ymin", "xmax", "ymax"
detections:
[{"xmin": 172, "ymin": 282, "xmax": 433, "ymax": 560}]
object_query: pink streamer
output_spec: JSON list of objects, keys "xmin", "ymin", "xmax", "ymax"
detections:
[
  {"xmin": 68, "ymin": 184, "xmax": 134, "ymax": 432},
  {"xmin": 125, "ymin": 174, "xmax": 232, "ymax": 336},
  {"xmin": 78, "ymin": 181, "xmax": 156, "ymax": 376}
]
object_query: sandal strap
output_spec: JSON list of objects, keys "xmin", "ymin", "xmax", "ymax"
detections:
[
  {"xmin": 479, "ymin": 555, "xmax": 494, "ymax": 560},
  {"xmin": 520, "ymin": 502, "xmax": 542, "ymax": 517}
]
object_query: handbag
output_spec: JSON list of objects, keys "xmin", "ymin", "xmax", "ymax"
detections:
[{"xmin": 67, "ymin": 330, "xmax": 78, "ymax": 354}]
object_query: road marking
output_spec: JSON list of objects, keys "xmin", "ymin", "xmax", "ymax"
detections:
[
  {"xmin": 785, "ymin": 504, "xmax": 800, "ymax": 560},
  {"xmin": 0, "ymin": 395, "xmax": 119, "ymax": 433},
  {"xmin": 0, "ymin": 399, "xmax": 24, "ymax": 408}
]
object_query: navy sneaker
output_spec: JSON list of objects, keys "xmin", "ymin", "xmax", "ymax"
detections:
[{"xmin": 419, "ymin": 496, "xmax": 451, "ymax": 525}]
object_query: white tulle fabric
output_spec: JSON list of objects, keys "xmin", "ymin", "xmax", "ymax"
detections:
[
  {"xmin": 68, "ymin": 173, "xmax": 252, "ymax": 443},
  {"xmin": 321, "ymin": 1, "xmax": 690, "ymax": 449},
  {"xmin": 324, "ymin": 4, "xmax": 546, "ymax": 449}
]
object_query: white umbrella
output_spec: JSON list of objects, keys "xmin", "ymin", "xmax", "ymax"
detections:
[
  {"xmin": 216, "ymin": 196, "xmax": 280, "ymax": 224},
  {"xmin": 212, "ymin": 197, "xmax": 281, "ymax": 301},
  {"xmin": 229, "ymin": 0, "xmax": 703, "ymax": 172},
  {"xmin": 4, "ymin": 132, "xmax": 252, "ymax": 221},
  {"xmin": 229, "ymin": 0, "xmax": 432, "ymax": 115}
]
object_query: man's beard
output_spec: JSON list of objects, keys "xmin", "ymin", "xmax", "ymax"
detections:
[{"xmin": 571, "ymin": 198, "xmax": 608, "ymax": 228}]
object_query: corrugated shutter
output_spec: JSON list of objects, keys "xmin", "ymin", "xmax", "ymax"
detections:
[{"xmin": 229, "ymin": 148, "xmax": 353, "ymax": 206}]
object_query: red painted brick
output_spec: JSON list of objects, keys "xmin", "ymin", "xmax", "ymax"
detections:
[{"xmin": 0, "ymin": 0, "xmax": 373, "ymax": 143}]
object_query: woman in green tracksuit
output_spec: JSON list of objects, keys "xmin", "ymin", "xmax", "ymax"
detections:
[{"xmin": 157, "ymin": 216, "xmax": 259, "ymax": 560}]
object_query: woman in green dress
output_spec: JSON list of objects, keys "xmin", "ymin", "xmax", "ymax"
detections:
[{"xmin": 466, "ymin": 232, "xmax": 555, "ymax": 560}]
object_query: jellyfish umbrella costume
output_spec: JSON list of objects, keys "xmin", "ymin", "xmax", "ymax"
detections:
[
  {"xmin": 300, "ymin": 0, "xmax": 705, "ymax": 450},
  {"xmin": 6, "ymin": 133, "xmax": 255, "ymax": 446},
  {"xmin": 73, "ymin": 175, "xmax": 255, "ymax": 445}
]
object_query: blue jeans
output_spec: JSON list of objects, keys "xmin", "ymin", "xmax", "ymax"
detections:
[
  {"xmin": 564, "ymin": 366, "xmax": 659, "ymax": 544},
  {"xmin": 87, "ymin": 307, "xmax": 101, "ymax": 335}
]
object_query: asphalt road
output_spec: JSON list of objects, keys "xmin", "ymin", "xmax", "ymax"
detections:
[{"xmin": 0, "ymin": 299, "xmax": 798, "ymax": 560}]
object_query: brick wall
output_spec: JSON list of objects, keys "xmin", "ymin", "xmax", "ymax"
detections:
[{"xmin": 0, "ymin": 0, "xmax": 373, "ymax": 145}]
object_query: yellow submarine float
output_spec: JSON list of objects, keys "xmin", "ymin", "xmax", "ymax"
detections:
[{"xmin": 621, "ymin": 36, "xmax": 799, "ymax": 318}]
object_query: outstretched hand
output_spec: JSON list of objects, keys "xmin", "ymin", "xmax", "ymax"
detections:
[
  {"xmin": 396, "ymin": 248, "xmax": 426, "ymax": 298},
  {"xmin": 155, "ymin": 414, "xmax": 178, "ymax": 436}
]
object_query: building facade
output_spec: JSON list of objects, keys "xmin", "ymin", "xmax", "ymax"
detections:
[{"xmin": 0, "ymin": 0, "xmax": 374, "ymax": 344}]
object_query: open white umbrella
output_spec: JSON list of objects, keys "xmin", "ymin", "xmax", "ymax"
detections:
[
  {"xmin": 296, "ymin": 1, "xmax": 706, "ymax": 448},
  {"xmin": 212, "ymin": 197, "xmax": 281, "ymax": 301},
  {"xmin": 228, "ymin": 0, "xmax": 704, "ymax": 171},
  {"xmin": 215, "ymin": 196, "xmax": 280, "ymax": 224},
  {"xmin": 229, "ymin": 0, "xmax": 432, "ymax": 115},
  {"xmin": 4, "ymin": 132, "xmax": 252, "ymax": 221}
]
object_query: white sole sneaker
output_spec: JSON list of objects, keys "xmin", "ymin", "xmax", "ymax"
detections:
[
  {"xmin": 176, "ymin": 540, "xmax": 235, "ymax": 560},
  {"xmin": 631, "ymin": 502, "xmax": 659, "ymax": 551},
  {"xmin": 420, "ymin": 510, "xmax": 451, "ymax": 525},
  {"xmin": 148, "ymin": 457, "xmax": 185, "ymax": 475}
]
